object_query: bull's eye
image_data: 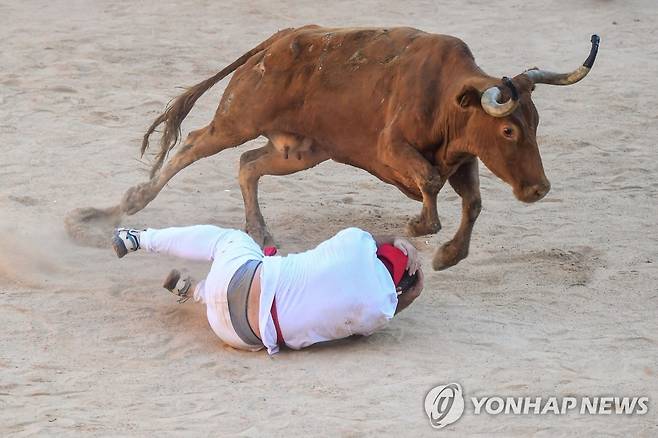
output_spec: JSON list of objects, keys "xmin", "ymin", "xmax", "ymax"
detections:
[{"xmin": 502, "ymin": 126, "xmax": 514, "ymax": 138}]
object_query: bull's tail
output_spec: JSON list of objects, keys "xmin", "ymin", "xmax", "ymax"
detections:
[{"xmin": 141, "ymin": 29, "xmax": 293, "ymax": 177}]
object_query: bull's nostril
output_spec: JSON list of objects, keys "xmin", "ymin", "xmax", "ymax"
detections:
[
  {"xmin": 534, "ymin": 184, "xmax": 550, "ymax": 199},
  {"xmin": 523, "ymin": 184, "xmax": 549, "ymax": 201}
]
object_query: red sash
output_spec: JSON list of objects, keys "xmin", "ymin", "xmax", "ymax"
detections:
[
  {"xmin": 264, "ymin": 246, "xmax": 284, "ymax": 346},
  {"xmin": 270, "ymin": 297, "xmax": 284, "ymax": 346}
]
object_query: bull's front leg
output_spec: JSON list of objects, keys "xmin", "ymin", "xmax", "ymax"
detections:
[
  {"xmin": 377, "ymin": 140, "xmax": 444, "ymax": 237},
  {"xmin": 433, "ymin": 159, "xmax": 481, "ymax": 270},
  {"xmin": 406, "ymin": 182, "xmax": 443, "ymax": 237}
]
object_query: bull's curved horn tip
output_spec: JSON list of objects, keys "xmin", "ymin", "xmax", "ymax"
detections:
[{"xmin": 584, "ymin": 34, "xmax": 600, "ymax": 69}]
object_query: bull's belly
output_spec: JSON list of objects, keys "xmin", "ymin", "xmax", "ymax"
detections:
[{"xmin": 330, "ymin": 154, "xmax": 424, "ymax": 201}]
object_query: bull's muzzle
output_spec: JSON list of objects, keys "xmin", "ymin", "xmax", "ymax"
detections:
[{"xmin": 515, "ymin": 180, "xmax": 551, "ymax": 203}]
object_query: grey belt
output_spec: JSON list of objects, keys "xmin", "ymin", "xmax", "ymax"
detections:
[{"xmin": 227, "ymin": 259, "xmax": 263, "ymax": 347}]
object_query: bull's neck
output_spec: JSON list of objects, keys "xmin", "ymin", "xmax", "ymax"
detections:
[
  {"xmin": 429, "ymin": 72, "xmax": 498, "ymax": 176},
  {"xmin": 429, "ymin": 110, "xmax": 475, "ymax": 178},
  {"xmin": 433, "ymin": 136, "xmax": 474, "ymax": 179}
]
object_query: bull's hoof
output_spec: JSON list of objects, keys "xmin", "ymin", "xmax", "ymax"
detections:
[
  {"xmin": 432, "ymin": 240, "xmax": 468, "ymax": 271},
  {"xmin": 245, "ymin": 223, "xmax": 275, "ymax": 248},
  {"xmin": 406, "ymin": 216, "xmax": 441, "ymax": 237},
  {"xmin": 120, "ymin": 182, "xmax": 157, "ymax": 215}
]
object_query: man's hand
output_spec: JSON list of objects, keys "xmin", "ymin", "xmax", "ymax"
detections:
[
  {"xmin": 393, "ymin": 237, "xmax": 421, "ymax": 274},
  {"xmin": 406, "ymin": 267, "xmax": 424, "ymax": 299},
  {"xmin": 395, "ymin": 268, "xmax": 424, "ymax": 314}
]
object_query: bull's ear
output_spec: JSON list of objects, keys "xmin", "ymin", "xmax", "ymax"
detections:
[{"xmin": 456, "ymin": 85, "xmax": 480, "ymax": 110}]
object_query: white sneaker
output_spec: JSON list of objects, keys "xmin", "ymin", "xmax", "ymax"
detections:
[
  {"xmin": 162, "ymin": 269, "xmax": 196, "ymax": 303},
  {"xmin": 112, "ymin": 228, "xmax": 143, "ymax": 258}
]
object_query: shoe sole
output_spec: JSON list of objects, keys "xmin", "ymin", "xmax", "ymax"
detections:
[
  {"xmin": 112, "ymin": 234, "xmax": 128, "ymax": 258},
  {"xmin": 163, "ymin": 269, "xmax": 181, "ymax": 292}
]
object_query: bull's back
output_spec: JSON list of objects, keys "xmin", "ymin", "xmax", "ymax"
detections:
[
  {"xmin": 225, "ymin": 27, "xmax": 423, "ymax": 112},
  {"xmin": 223, "ymin": 26, "xmax": 469, "ymax": 158}
]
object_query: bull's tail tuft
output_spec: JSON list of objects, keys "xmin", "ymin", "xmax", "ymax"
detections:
[{"xmin": 141, "ymin": 28, "xmax": 295, "ymax": 178}]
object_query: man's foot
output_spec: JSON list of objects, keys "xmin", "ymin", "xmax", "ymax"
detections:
[
  {"xmin": 163, "ymin": 269, "xmax": 197, "ymax": 303},
  {"xmin": 112, "ymin": 228, "xmax": 143, "ymax": 258}
]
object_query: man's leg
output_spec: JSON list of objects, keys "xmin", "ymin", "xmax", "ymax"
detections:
[
  {"xmin": 113, "ymin": 225, "xmax": 235, "ymax": 303},
  {"xmin": 139, "ymin": 225, "xmax": 233, "ymax": 261},
  {"xmin": 114, "ymin": 225, "xmax": 232, "ymax": 261}
]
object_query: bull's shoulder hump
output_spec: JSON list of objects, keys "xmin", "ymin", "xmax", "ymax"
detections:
[
  {"xmin": 410, "ymin": 33, "xmax": 473, "ymax": 56},
  {"xmin": 277, "ymin": 26, "xmax": 428, "ymax": 47},
  {"xmin": 286, "ymin": 25, "xmax": 425, "ymax": 36}
]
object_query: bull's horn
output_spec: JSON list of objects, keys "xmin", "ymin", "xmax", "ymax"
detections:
[
  {"xmin": 480, "ymin": 77, "xmax": 519, "ymax": 117},
  {"xmin": 524, "ymin": 34, "xmax": 600, "ymax": 85}
]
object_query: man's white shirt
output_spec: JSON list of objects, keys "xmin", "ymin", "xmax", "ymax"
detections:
[{"xmin": 259, "ymin": 228, "xmax": 398, "ymax": 354}]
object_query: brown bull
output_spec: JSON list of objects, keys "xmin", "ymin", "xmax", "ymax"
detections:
[{"xmin": 119, "ymin": 26, "xmax": 599, "ymax": 270}]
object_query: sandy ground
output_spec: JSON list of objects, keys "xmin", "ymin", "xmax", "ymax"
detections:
[{"xmin": 1, "ymin": 0, "xmax": 657, "ymax": 436}]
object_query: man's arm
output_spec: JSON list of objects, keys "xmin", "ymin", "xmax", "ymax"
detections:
[
  {"xmin": 373, "ymin": 235, "xmax": 395, "ymax": 246},
  {"xmin": 372, "ymin": 234, "xmax": 422, "ymax": 275}
]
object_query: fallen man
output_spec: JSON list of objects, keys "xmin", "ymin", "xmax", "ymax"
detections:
[{"xmin": 112, "ymin": 225, "xmax": 424, "ymax": 354}]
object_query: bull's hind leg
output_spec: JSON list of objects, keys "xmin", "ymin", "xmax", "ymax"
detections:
[
  {"xmin": 120, "ymin": 125, "xmax": 253, "ymax": 215},
  {"xmin": 433, "ymin": 159, "xmax": 482, "ymax": 270},
  {"xmin": 238, "ymin": 141, "xmax": 329, "ymax": 246}
]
